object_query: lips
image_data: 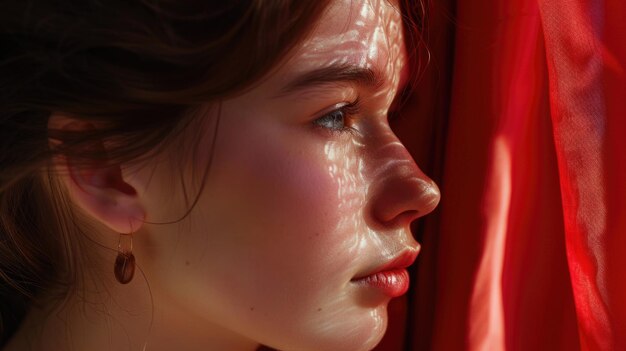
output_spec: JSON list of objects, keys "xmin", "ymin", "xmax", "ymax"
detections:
[
  {"xmin": 351, "ymin": 249, "xmax": 419, "ymax": 281},
  {"xmin": 350, "ymin": 249, "xmax": 418, "ymax": 298}
]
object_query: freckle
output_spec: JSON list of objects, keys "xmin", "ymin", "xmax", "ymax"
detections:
[
  {"xmin": 317, "ymin": 308, "xmax": 322, "ymax": 312},
  {"xmin": 185, "ymin": 261, "xmax": 190, "ymax": 266},
  {"xmin": 250, "ymin": 307, "xmax": 255, "ymax": 311}
]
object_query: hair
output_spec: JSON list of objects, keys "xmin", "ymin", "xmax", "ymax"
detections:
[{"xmin": 0, "ymin": 0, "xmax": 426, "ymax": 346}]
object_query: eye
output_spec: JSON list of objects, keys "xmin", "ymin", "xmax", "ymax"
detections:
[
  {"xmin": 313, "ymin": 99, "xmax": 361, "ymax": 136},
  {"xmin": 316, "ymin": 109, "xmax": 347, "ymax": 130}
]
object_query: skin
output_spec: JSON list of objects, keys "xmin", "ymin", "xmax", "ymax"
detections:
[{"xmin": 5, "ymin": 0, "xmax": 440, "ymax": 350}]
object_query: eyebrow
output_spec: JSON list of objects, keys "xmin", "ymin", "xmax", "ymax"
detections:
[{"xmin": 278, "ymin": 63, "xmax": 386, "ymax": 96}]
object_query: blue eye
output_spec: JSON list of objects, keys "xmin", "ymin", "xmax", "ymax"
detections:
[
  {"xmin": 313, "ymin": 99, "xmax": 361, "ymax": 136},
  {"xmin": 316, "ymin": 109, "xmax": 347, "ymax": 130}
]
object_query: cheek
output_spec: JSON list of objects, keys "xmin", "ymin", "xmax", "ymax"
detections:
[
  {"xmin": 184, "ymin": 116, "xmax": 383, "ymax": 346},
  {"xmin": 206, "ymin": 123, "xmax": 365, "ymax": 288}
]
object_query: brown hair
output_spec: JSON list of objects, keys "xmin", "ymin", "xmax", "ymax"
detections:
[{"xmin": 0, "ymin": 0, "xmax": 426, "ymax": 346}]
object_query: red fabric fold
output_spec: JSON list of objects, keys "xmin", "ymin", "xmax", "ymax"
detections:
[
  {"xmin": 376, "ymin": 0, "xmax": 626, "ymax": 350},
  {"xmin": 541, "ymin": 0, "xmax": 626, "ymax": 349}
]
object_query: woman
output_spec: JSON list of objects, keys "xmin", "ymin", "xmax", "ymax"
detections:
[{"xmin": 0, "ymin": 0, "xmax": 440, "ymax": 350}]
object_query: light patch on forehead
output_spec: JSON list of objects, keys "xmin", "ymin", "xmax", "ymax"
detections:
[{"xmin": 296, "ymin": 0, "xmax": 405, "ymax": 76}]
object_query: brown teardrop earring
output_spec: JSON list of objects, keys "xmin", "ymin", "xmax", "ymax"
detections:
[{"xmin": 114, "ymin": 230, "xmax": 135, "ymax": 284}]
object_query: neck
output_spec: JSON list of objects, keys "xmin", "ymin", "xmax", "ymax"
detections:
[{"xmin": 4, "ymin": 275, "xmax": 260, "ymax": 351}]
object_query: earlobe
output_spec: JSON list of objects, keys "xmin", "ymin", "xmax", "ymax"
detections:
[{"xmin": 49, "ymin": 114, "xmax": 145, "ymax": 234}]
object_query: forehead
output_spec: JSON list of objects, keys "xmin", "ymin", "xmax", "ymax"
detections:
[{"xmin": 285, "ymin": 0, "xmax": 406, "ymax": 83}]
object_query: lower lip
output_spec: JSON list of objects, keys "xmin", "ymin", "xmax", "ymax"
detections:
[{"xmin": 352, "ymin": 268, "xmax": 410, "ymax": 297}]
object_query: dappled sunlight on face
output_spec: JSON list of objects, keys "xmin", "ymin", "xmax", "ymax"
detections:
[{"xmin": 135, "ymin": 0, "xmax": 440, "ymax": 350}]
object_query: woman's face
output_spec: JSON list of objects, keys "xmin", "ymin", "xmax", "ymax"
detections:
[{"xmin": 133, "ymin": 0, "xmax": 440, "ymax": 350}]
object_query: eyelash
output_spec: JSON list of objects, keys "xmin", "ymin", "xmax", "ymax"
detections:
[{"xmin": 313, "ymin": 98, "xmax": 362, "ymax": 136}]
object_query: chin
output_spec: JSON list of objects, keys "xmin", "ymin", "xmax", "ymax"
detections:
[
  {"xmin": 321, "ymin": 303, "xmax": 390, "ymax": 351},
  {"xmin": 353, "ymin": 307, "xmax": 389, "ymax": 351},
  {"xmin": 265, "ymin": 305, "xmax": 389, "ymax": 351}
]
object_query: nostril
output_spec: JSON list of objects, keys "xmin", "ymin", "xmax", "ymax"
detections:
[{"xmin": 393, "ymin": 210, "xmax": 421, "ymax": 228}]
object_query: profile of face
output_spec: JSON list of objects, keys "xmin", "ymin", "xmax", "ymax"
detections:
[{"xmin": 51, "ymin": 0, "xmax": 440, "ymax": 350}]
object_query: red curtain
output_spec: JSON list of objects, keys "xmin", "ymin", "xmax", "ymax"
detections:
[{"xmin": 378, "ymin": 0, "xmax": 626, "ymax": 350}]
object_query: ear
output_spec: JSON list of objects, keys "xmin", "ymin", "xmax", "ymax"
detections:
[{"xmin": 49, "ymin": 114, "xmax": 145, "ymax": 234}]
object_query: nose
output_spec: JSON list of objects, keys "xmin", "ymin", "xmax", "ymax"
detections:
[{"xmin": 366, "ymin": 142, "xmax": 441, "ymax": 230}]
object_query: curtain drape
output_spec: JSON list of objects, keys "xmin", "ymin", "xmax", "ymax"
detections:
[{"xmin": 377, "ymin": 0, "xmax": 626, "ymax": 350}]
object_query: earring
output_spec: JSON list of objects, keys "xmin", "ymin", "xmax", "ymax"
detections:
[{"xmin": 114, "ymin": 231, "xmax": 135, "ymax": 284}]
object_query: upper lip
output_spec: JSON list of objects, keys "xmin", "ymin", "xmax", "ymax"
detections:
[{"xmin": 351, "ymin": 248, "xmax": 420, "ymax": 281}]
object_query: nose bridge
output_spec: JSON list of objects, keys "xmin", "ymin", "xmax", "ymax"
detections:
[
  {"xmin": 365, "ymin": 135, "xmax": 440, "ymax": 230},
  {"xmin": 369, "ymin": 139, "xmax": 424, "ymax": 178}
]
